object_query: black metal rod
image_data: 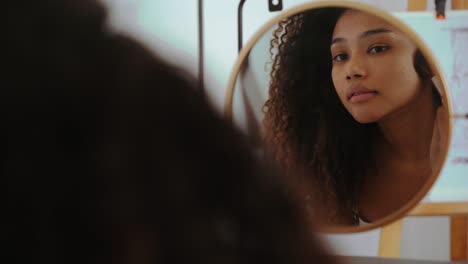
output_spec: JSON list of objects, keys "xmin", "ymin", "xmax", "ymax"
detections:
[
  {"xmin": 198, "ymin": 0, "xmax": 205, "ymax": 94},
  {"xmin": 238, "ymin": 0, "xmax": 246, "ymax": 53}
]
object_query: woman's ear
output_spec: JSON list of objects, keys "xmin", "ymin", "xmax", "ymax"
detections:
[
  {"xmin": 414, "ymin": 49, "xmax": 433, "ymax": 80},
  {"xmin": 431, "ymin": 75, "xmax": 443, "ymax": 102},
  {"xmin": 414, "ymin": 49, "xmax": 443, "ymax": 107},
  {"xmin": 430, "ymin": 74, "xmax": 445, "ymax": 107}
]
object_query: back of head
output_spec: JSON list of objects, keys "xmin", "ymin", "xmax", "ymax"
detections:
[{"xmin": 5, "ymin": 1, "xmax": 337, "ymax": 264}]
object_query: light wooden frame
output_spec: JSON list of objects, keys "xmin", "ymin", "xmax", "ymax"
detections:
[{"xmin": 224, "ymin": 1, "xmax": 454, "ymax": 234}]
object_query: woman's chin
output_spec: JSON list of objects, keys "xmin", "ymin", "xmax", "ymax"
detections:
[{"xmin": 351, "ymin": 113, "xmax": 380, "ymax": 124}]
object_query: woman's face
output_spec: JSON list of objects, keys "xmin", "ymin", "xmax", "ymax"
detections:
[{"xmin": 330, "ymin": 10, "xmax": 422, "ymax": 124}]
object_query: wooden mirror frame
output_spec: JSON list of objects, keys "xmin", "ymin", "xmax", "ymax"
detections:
[{"xmin": 224, "ymin": 1, "xmax": 454, "ymax": 233}]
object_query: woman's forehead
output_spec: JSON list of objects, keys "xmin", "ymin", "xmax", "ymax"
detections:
[{"xmin": 332, "ymin": 9, "xmax": 398, "ymax": 39}]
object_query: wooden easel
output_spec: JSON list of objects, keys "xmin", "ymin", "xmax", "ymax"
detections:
[{"xmin": 378, "ymin": 202, "xmax": 468, "ymax": 261}]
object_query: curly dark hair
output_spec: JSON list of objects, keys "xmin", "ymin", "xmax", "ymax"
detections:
[{"xmin": 263, "ymin": 8, "xmax": 439, "ymax": 225}]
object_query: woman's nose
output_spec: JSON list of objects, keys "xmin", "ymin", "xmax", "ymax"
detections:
[{"xmin": 345, "ymin": 56, "xmax": 367, "ymax": 80}]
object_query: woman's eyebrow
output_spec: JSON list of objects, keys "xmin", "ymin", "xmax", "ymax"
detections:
[
  {"xmin": 360, "ymin": 28, "xmax": 393, "ymax": 39},
  {"xmin": 331, "ymin": 28, "xmax": 393, "ymax": 46}
]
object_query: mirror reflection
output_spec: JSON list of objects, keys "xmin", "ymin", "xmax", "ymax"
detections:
[{"xmin": 230, "ymin": 6, "xmax": 450, "ymax": 228}]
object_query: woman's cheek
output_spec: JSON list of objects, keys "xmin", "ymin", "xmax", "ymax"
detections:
[{"xmin": 331, "ymin": 69, "xmax": 344, "ymax": 97}]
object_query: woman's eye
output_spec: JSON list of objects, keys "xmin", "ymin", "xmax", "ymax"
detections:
[
  {"xmin": 368, "ymin": 45, "xmax": 389, "ymax": 54},
  {"xmin": 332, "ymin": 53, "xmax": 348, "ymax": 62}
]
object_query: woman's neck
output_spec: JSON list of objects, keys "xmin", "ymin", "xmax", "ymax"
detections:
[{"xmin": 376, "ymin": 84, "xmax": 437, "ymax": 162}]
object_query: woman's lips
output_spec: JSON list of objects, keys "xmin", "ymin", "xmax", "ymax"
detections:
[
  {"xmin": 349, "ymin": 91, "xmax": 378, "ymax": 103},
  {"xmin": 347, "ymin": 85, "xmax": 378, "ymax": 103}
]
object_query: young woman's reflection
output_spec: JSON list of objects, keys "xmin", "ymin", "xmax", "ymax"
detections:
[{"xmin": 264, "ymin": 8, "xmax": 445, "ymax": 225}]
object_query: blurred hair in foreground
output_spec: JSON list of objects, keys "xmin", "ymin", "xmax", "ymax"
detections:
[{"xmin": 5, "ymin": 1, "xmax": 337, "ymax": 263}]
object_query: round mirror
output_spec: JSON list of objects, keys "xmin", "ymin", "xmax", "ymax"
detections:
[{"xmin": 225, "ymin": 1, "xmax": 453, "ymax": 233}]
